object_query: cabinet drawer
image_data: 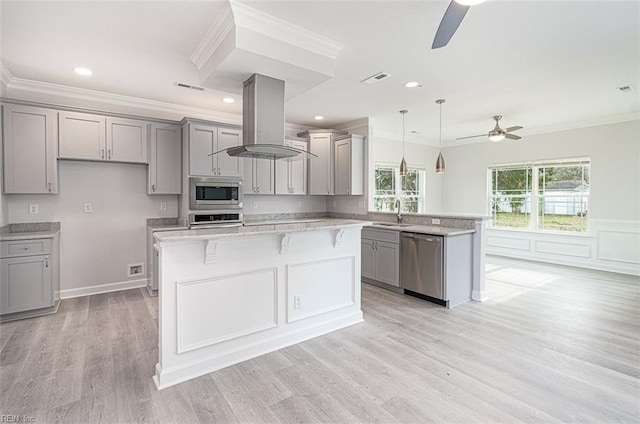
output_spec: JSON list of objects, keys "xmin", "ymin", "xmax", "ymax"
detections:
[
  {"xmin": 362, "ymin": 228, "xmax": 400, "ymax": 244},
  {"xmin": 0, "ymin": 239, "xmax": 52, "ymax": 258}
]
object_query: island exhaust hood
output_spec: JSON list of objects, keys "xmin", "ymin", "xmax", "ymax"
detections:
[{"xmin": 211, "ymin": 74, "xmax": 316, "ymax": 161}]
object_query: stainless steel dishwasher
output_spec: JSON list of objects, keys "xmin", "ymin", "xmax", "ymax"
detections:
[{"xmin": 400, "ymin": 233, "xmax": 445, "ymax": 303}]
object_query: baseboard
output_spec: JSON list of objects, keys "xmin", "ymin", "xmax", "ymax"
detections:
[{"xmin": 60, "ymin": 278, "xmax": 147, "ymax": 299}]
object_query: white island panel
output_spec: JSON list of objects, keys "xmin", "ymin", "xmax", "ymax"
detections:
[{"xmin": 154, "ymin": 220, "xmax": 369, "ymax": 390}]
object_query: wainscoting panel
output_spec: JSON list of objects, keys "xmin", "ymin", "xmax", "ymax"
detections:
[
  {"xmin": 286, "ymin": 256, "xmax": 355, "ymax": 323},
  {"xmin": 487, "ymin": 219, "xmax": 640, "ymax": 275},
  {"xmin": 534, "ymin": 240, "xmax": 591, "ymax": 258},
  {"xmin": 487, "ymin": 235, "xmax": 531, "ymax": 251},
  {"xmin": 176, "ymin": 268, "xmax": 278, "ymax": 353}
]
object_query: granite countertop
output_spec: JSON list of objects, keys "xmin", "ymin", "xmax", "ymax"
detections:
[
  {"xmin": 146, "ymin": 218, "xmax": 188, "ymax": 232},
  {"xmin": 366, "ymin": 222, "xmax": 475, "ymax": 236},
  {"xmin": 0, "ymin": 222, "xmax": 61, "ymax": 241},
  {"xmin": 154, "ymin": 219, "xmax": 372, "ymax": 242}
]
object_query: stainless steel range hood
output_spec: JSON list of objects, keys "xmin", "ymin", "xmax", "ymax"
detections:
[{"xmin": 211, "ymin": 74, "xmax": 315, "ymax": 161}]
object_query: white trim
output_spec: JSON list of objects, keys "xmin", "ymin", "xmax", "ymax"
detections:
[
  {"xmin": 5, "ymin": 77, "xmax": 242, "ymax": 125},
  {"xmin": 60, "ymin": 278, "xmax": 147, "ymax": 299},
  {"xmin": 230, "ymin": 0, "xmax": 344, "ymax": 60},
  {"xmin": 0, "ymin": 61, "xmax": 14, "ymax": 88},
  {"xmin": 190, "ymin": 1, "xmax": 235, "ymax": 70}
]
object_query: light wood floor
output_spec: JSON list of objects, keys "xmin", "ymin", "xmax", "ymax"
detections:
[{"xmin": 1, "ymin": 257, "xmax": 639, "ymax": 423}]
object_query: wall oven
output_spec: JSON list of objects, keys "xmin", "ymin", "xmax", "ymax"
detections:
[
  {"xmin": 188, "ymin": 210, "xmax": 243, "ymax": 228},
  {"xmin": 189, "ymin": 177, "xmax": 243, "ymax": 210}
]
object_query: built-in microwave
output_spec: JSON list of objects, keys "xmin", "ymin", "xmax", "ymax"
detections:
[{"xmin": 189, "ymin": 177, "xmax": 243, "ymax": 210}]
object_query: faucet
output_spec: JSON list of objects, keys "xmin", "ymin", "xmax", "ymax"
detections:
[{"xmin": 395, "ymin": 199, "xmax": 402, "ymax": 223}]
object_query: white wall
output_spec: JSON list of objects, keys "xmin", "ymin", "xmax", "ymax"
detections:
[
  {"xmin": 6, "ymin": 161, "xmax": 178, "ymax": 293},
  {"xmin": 441, "ymin": 120, "xmax": 640, "ymax": 275},
  {"xmin": 371, "ymin": 136, "xmax": 443, "ymax": 214},
  {"xmin": 442, "ymin": 120, "xmax": 640, "ymax": 219}
]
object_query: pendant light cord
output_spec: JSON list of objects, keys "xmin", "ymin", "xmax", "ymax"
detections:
[
  {"xmin": 439, "ymin": 101, "xmax": 442, "ymax": 150},
  {"xmin": 402, "ymin": 112, "xmax": 406, "ymax": 157}
]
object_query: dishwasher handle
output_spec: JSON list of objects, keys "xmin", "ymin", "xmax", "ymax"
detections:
[{"xmin": 402, "ymin": 233, "xmax": 442, "ymax": 243}]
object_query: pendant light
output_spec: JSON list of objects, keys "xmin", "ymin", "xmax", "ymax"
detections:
[
  {"xmin": 399, "ymin": 110, "xmax": 408, "ymax": 177},
  {"xmin": 435, "ymin": 99, "xmax": 446, "ymax": 174}
]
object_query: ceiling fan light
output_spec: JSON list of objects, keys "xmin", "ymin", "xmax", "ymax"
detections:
[
  {"xmin": 454, "ymin": 0, "xmax": 486, "ymax": 5},
  {"xmin": 435, "ymin": 152, "xmax": 445, "ymax": 173},
  {"xmin": 400, "ymin": 157, "xmax": 408, "ymax": 177},
  {"xmin": 489, "ymin": 131, "xmax": 505, "ymax": 142}
]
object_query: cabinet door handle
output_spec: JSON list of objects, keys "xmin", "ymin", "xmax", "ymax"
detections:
[
  {"xmin": 108, "ymin": 149, "xmax": 111, "ymax": 160},
  {"xmin": 101, "ymin": 149, "xmax": 105, "ymax": 159},
  {"xmin": 45, "ymin": 256, "xmax": 49, "ymax": 268},
  {"xmin": 24, "ymin": 246, "xmax": 29, "ymax": 250},
  {"xmin": 152, "ymin": 184, "xmax": 156, "ymax": 192},
  {"xmin": 48, "ymin": 181, "xmax": 52, "ymax": 192}
]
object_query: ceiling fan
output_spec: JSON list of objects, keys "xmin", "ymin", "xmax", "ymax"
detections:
[
  {"xmin": 432, "ymin": 0, "xmax": 487, "ymax": 49},
  {"xmin": 457, "ymin": 115, "xmax": 523, "ymax": 142}
]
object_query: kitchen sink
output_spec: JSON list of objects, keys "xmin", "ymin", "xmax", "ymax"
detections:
[{"xmin": 374, "ymin": 222, "xmax": 413, "ymax": 227}]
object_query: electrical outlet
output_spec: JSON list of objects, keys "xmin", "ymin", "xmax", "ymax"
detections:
[
  {"xmin": 29, "ymin": 204, "xmax": 39, "ymax": 214},
  {"xmin": 297, "ymin": 200, "xmax": 303, "ymax": 208},
  {"xmin": 294, "ymin": 296, "xmax": 303, "ymax": 309},
  {"xmin": 431, "ymin": 218, "xmax": 441, "ymax": 225},
  {"xmin": 160, "ymin": 202, "xmax": 167, "ymax": 211},
  {"xmin": 253, "ymin": 201, "xmax": 258, "ymax": 209},
  {"xmin": 83, "ymin": 203, "xmax": 93, "ymax": 213}
]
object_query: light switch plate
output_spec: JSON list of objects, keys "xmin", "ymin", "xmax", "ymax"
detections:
[
  {"xmin": 83, "ymin": 203, "xmax": 93, "ymax": 213},
  {"xmin": 160, "ymin": 202, "xmax": 167, "ymax": 211}
]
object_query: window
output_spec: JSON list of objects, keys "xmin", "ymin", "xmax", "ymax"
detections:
[
  {"xmin": 374, "ymin": 164, "xmax": 425, "ymax": 213},
  {"xmin": 489, "ymin": 159, "xmax": 590, "ymax": 233}
]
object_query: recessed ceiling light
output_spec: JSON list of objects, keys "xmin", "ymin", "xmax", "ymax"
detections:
[
  {"xmin": 314, "ymin": 115, "xmax": 324, "ymax": 120},
  {"xmin": 404, "ymin": 81, "xmax": 421, "ymax": 88},
  {"xmin": 73, "ymin": 67, "xmax": 92, "ymax": 76},
  {"xmin": 222, "ymin": 97, "xmax": 235, "ymax": 103}
]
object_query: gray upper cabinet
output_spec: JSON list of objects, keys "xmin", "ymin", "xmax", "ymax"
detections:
[
  {"xmin": 217, "ymin": 128, "xmax": 243, "ymax": 177},
  {"xmin": 307, "ymin": 132, "xmax": 334, "ymax": 195},
  {"xmin": 59, "ymin": 112, "xmax": 149, "ymax": 163},
  {"xmin": 245, "ymin": 158, "xmax": 274, "ymax": 195},
  {"xmin": 2, "ymin": 104, "xmax": 58, "ymax": 194},
  {"xmin": 334, "ymin": 134, "xmax": 364, "ymax": 196},
  {"xmin": 59, "ymin": 111, "xmax": 106, "ymax": 160},
  {"xmin": 106, "ymin": 117, "xmax": 148, "ymax": 163},
  {"xmin": 148, "ymin": 123, "xmax": 181, "ymax": 194},
  {"xmin": 187, "ymin": 123, "xmax": 242, "ymax": 178},
  {"xmin": 276, "ymin": 138, "xmax": 307, "ymax": 195}
]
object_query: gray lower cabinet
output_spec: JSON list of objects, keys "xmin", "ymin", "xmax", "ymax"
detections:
[
  {"xmin": 0, "ymin": 237, "xmax": 60, "ymax": 320},
  {"xmin": 361, "ymin": 228, "xmax": 400, "ymax": 288}
]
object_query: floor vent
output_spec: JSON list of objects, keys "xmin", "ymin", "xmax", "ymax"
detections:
[{"xmin": 127, "ymin": 263, "xmax": 145, "ymax": 278}]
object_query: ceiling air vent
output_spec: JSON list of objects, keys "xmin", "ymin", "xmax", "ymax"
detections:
[
  {"xmin": 617, "ymin": 85, "xmax": 634, "ymax": 93},
  {"xmin": 175, "ymin": 82, "xmax": 205, "ymax": 91},
  {"xmin": 361, "ymin": 72, "xmax": 390, "ymax": 84}
]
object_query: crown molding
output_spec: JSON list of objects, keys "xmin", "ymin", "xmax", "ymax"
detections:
[
  {"xmin": 191, "ymin": 1, "xmax": 235, "ymax": 70},
  {"xmin": 5, "ymin": 77, "xmax": 242, "ymax": 125},
  {"xmin": 230, "ymin": 0, "xmax": 343, "ymax": 59},
  {"xmin": 0, "ymin": 61, "xmax": 14, "ymax": 88}
]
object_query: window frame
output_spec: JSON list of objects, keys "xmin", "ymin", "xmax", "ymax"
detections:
[
  {"xmin": 487, "ymin": 158, "xmax": 591, "ymax": 234},
  {"xmin": 374, "ymin": 162, "xmax": 426, "ymax": 214}
]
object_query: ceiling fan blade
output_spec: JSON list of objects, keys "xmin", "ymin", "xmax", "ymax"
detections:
[
  {"xmin": 456, "ymin": 133, "xmax": 487, "ymax": 140},
  {"xmin": 505, "ymin": 126, "xmax": 523, "ymax": 132},
  {"xmin": 432, "ymin": 1, "xmax": 470, "ymax": 49},
  {"xmin": 505, "ymin": 133, "xmax": 522, "ymax": 140}
]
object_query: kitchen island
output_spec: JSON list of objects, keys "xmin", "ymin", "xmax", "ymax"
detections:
[{"xmin": 152, "ymin": 219, "xmax": 371, "ymax": 390}]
